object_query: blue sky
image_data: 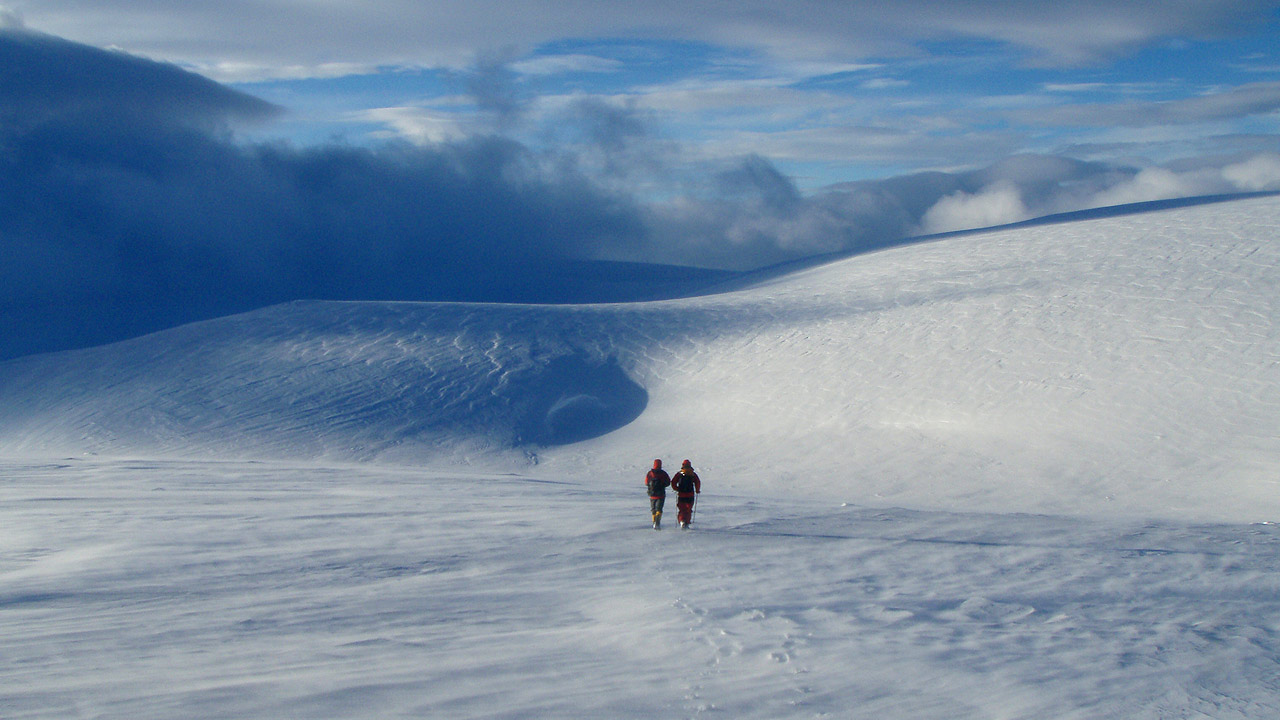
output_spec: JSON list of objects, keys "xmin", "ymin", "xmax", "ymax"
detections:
[
  {"xmin": 3, "ymin": 2, "xmax": 1280, "ymax": 358},
  {"xmin": 7, "ymin": 1, "xmax": 1278, "ymax": 188},
  {"xmin": 244, "ymin": 14, "xmax": 1280, "ymax": 186}
]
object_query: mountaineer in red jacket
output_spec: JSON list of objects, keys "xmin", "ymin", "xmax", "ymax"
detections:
[
  {"xmin": 672, "ymin": 459, "xmax": 701, "ymax": 530},
  {"xmin": 644, "ymin": 459, "xmax": 671, "ymax": 530}
]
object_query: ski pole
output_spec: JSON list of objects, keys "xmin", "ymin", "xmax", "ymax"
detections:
[{"xmin": 691, "ymin": 493, "xmax": 697, "ymax": 525}]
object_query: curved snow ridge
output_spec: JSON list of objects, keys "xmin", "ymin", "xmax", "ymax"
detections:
[
  {"xmin": 1, "ymin": 195, "xmax": 1278, "ymax": 518},
  {"xmin": 0, "ymin": 301, "xmax": 670, "ymax": 463}
]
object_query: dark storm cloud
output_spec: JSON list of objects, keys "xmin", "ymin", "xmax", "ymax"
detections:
[
  {"xmin": 457, "ymin": 49, "xmax": 527, "ymax": 130},
  {"xmin": 565, "ymin": 97, "xmax": 651, "ymax": 154},
  {"xmin": 0, "ymin": 28, "xmax": 278, "ymax": 127},
  {"xmin": 0, "ymin": 29, "xmax": 646, "ymax": 359}
]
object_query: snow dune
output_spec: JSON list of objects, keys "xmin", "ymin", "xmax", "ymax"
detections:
[{"xmin": 2, "ymin": 194, "xmax": 1277, "ymax": 519}]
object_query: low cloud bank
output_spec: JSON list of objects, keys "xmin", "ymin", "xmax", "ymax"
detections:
[
  {"xmin": 1, "ymin": 29, "xmax": 650, "ymax": 358},
  {"xmin": 913, "ymin": 154, "xmax": 1280, "ymax": 236},
  {"xmin": 3, "ymin": 28, "xmax": 1279, "ymax": 359}
]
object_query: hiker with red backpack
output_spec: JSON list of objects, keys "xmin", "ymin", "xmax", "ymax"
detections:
[
  {"xmin": 645, "ymin": 459, "xmax": 671, "ymax": 530},
  {"xmin": 672, "ymin": 459, "xmax": 701, "ymax": 530}
]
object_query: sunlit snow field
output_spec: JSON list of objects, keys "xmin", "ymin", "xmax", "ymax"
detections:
[{"xmin": 3, "ymin": 196, "xmax": 1280, "ymax": 718}]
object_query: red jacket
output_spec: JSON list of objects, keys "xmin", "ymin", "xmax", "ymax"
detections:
[{"xmin": 672, "ymin": 469, "xmax": 701, "ymax": 498}]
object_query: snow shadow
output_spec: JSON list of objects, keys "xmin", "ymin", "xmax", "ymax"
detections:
[{"xmin": 508, "ymin": 354, "xmax": 648, "ymax": 446}]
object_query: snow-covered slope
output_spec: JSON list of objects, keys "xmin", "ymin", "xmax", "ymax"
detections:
[
  {"xmin": 2, "ymin": 195, "xmax": 1278, "ymax": 519},
  {"xmin": 4, "ymin": 196, "xmax": 1280, "ymax": 720}
]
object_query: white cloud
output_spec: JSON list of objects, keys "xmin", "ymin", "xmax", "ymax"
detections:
[
  {"xmin": 861, "ymin": 78, "xmax": 911, "ymax": 90},
  {"xmin": 12, "ymin": 1, "xmax": 1276, "ymax": 80},
  {"xmin": 1019, "ymin": 81, "xmax": 1280, "ymax": 128},
  {"xmin": 1221, "ymin": 153, "xmax": 1280, "ymax": 192},
  {"xmin": 921, "ymin": 182, "xmax": 1030, "ymax": 234},
  {"xmin": 358, "ymin": 107, "xmax": 468, "ymax": 144},
  {"xmin": 1042, "ymin": 83, "xmax": 1107, "ymax": 93},
  {"xmin": 1086, "ymin": 167, "xmax": 1210, "ymax": 207},
  {"xmin": 629, "ymin": 76, "xmax": 827, "ymax": 113},
  {"xmin": 199, "ymin": 61, "xmax": 379, "ymax": 84},
  {"xmin": 511, "ymin": 54, "xmax": 623, "ymax": 77},
  {"xmin": 1082, "ymin": 154, "xmax": 1280, "ymax": 209},
  {"xmin": 709, "ymin": 124, "xmax": 1024, "ymax": 173},
  {"xmin": 771, "ymin": 59, "xmax": 883, "ymax": 80}
]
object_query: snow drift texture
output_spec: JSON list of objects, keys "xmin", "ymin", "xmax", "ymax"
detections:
[{"xmin": 1, "ymin": 195, "xmax": 1277, "ymax": 520}]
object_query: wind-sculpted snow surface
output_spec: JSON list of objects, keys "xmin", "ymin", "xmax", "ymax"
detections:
[
  {"xmin": 0, "ymin": 300, "xmax": 662, "ymax": 460},
  {"xmin": 1, "ymin": 195, "xmax": 1279, "ymax": 518},
  {"xmin": 3, "ymin": 460, "xmax": 1280, "ymax": 719}
]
